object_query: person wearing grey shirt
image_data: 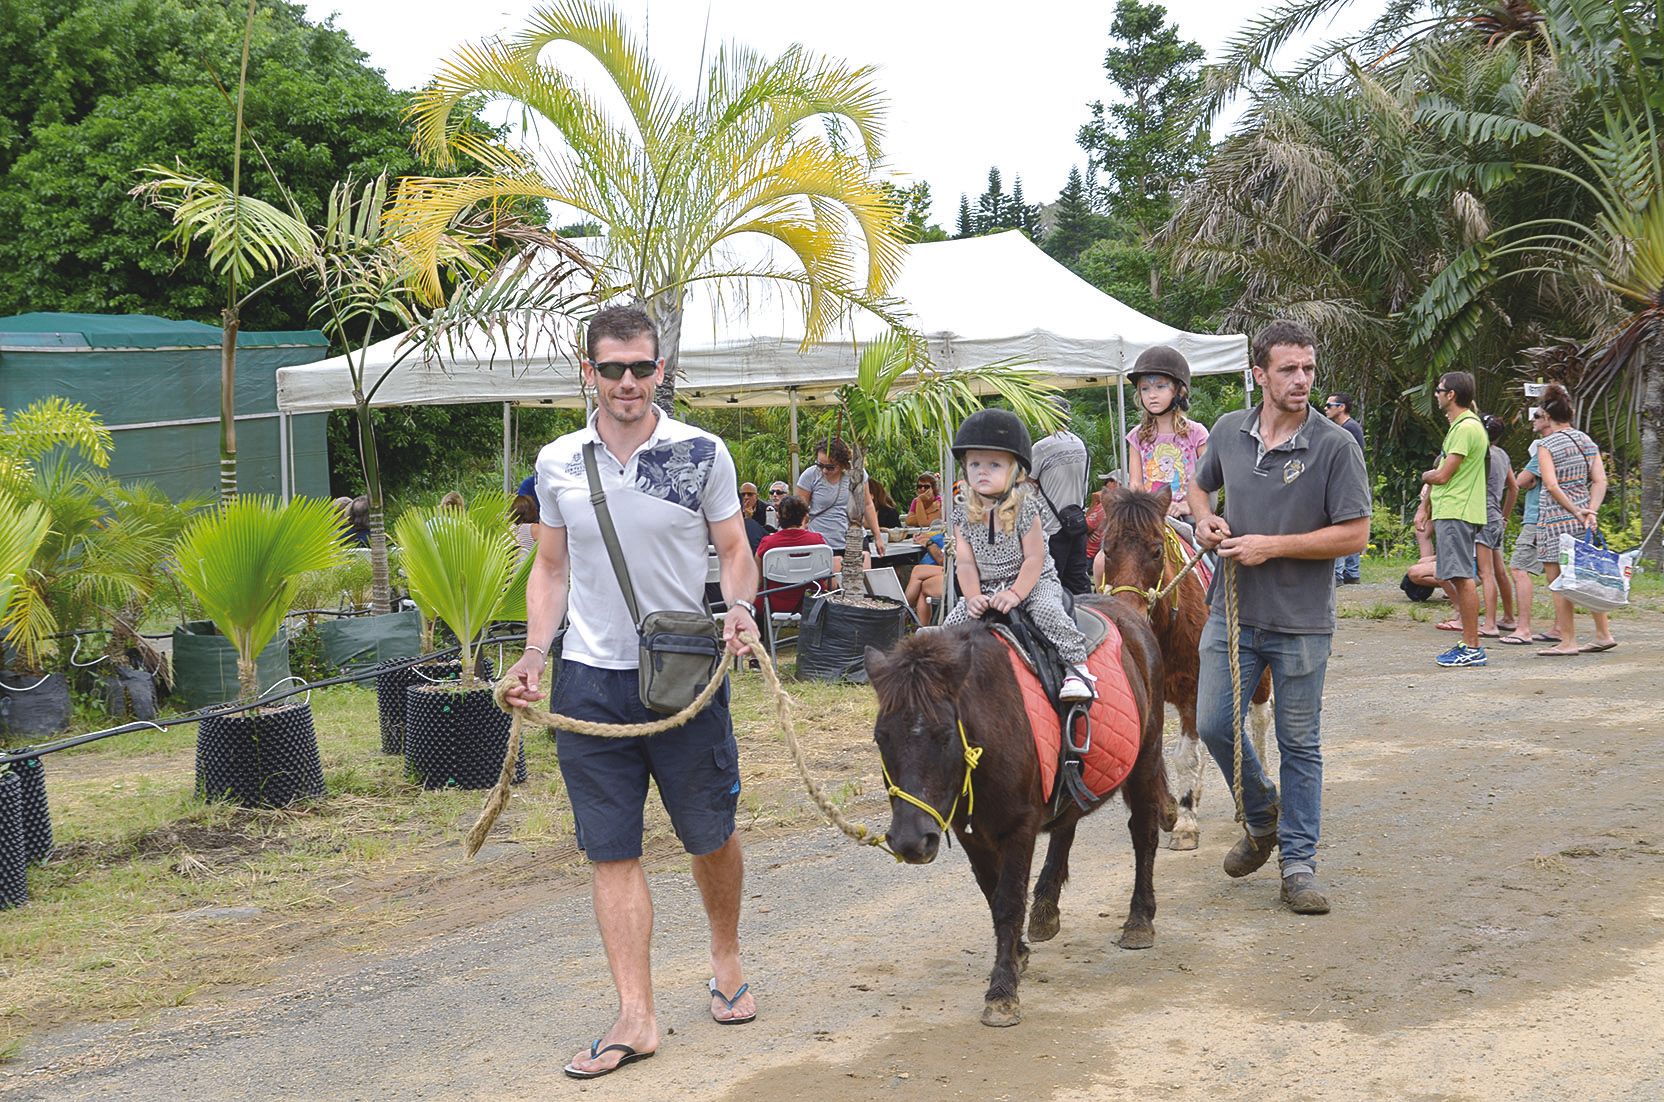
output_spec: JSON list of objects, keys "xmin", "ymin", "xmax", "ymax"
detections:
[
  {"xmin": 1187, "ymin": 320, "xmax": 1371, "ymax": 919},
  {"xmin": 1029, "ymin": 396, "xmax": 1091, "ymax": 594}
]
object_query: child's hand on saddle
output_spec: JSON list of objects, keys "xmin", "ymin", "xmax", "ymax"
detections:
[
  {"xmin": 1196, "ymin": 515, "xmax": 1231, "ymax": 550},
  {"xmin": 988, "ymin": 589, "xmax": 1022, "ymax": 613},
  {"xmin": 966, "ymin": 592, "xmax": 991, "ymax": 618}
]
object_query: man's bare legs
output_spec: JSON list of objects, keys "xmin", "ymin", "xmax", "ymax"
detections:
[
  {"xmin": 691, "ymin": 833, "xmax": 755, "ymax": 1021},
  {"xmin": 1505, "ymin": 565, "xmax": 1536, "ymax": 640},
  {"xmin": 1449, "ymin": 575, "xmax": 1480, "ymax": 648},
  {"xmin": 567, "ymin": 859, "xmax": 660, "ymax": 1075}
]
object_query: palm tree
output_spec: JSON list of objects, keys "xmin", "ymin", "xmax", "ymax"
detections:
[
  {"xmin": 1406, "ymin": 0, "xmax": 1663, "ymax": 562},
  {"xmin": 134, "ymin": 168, "xmax": 586, "ymax": 612},
  {"xmin": 171, "ymin": 497, "xmax": 349, "ymax": 706},
  {"xmin": 827, "ymin": 336, "xmax": 1064, "ymax": 595},
  {"xmin": 0, "ymin": 492, "xmax": 50, "ymax": 627},
  {"xmin": 0, "ymin": 397, "xmax": 112, "ymax": 493},
  {"xmin": 394, "ymin": 0, "xmax": 910, "ymax": 409}
]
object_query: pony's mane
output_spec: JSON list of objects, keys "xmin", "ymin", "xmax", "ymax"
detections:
[
  {"xmin": 1100, "ymin": 487, "xmax": 1167, "ymax": 542},
  {"xmin": 870, "ymin": 628, "xmax": 980, "ymax": 715}
]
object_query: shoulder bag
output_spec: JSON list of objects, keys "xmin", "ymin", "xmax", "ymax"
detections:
[{"xmin": 583, "ymin": 443, "xmax": 725, "ymax": 715}]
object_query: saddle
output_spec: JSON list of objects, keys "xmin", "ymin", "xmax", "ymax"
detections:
[{"xmin": 987, "ymin": 603, "xmax": 1141, "ymax": 822}]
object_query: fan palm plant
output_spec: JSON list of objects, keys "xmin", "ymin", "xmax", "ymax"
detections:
[
  {"xmin": 392, "ymin": 502, "xmax": 531, "ymax": 689},
  {"xmin": 0, "ymin": 398, "xmax": 112, "ymax": 494},
  {"xmin": 394, "ymin": 0, "xmax": 910, "ymax": 409},
  {"xmin": 171, "ymin": 497, "xmax": 349, "ymax": 706},
  {"xmin": 829, "ymin": 336, "xmax": 1064, "ymax": 594}
]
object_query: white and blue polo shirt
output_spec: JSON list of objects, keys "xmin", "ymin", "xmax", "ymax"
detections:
[{"xmin": 535, "ymin": 410, "xmax": 740, "ymax": 669}]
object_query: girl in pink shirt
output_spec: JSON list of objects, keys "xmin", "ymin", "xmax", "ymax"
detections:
[{"xmin": 1124, "ymin": 345, "xmax": 1208, "ymax": 521}]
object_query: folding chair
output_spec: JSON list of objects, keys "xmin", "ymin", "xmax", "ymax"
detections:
[
  {"xmin": 758, "ymin": 545, "xmax": 835, "ymax": 664},
  {"xmin": 864, "ymin": 566, "xmax": 925, "ymax": 629}
]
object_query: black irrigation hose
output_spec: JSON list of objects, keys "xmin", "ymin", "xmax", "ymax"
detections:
[
  {"xmin": 0, "ymin": 632, "xmax": 529, "ymax": 767},
  {"xmin": 43, "ymin": 607, "xmax": 381, "ymax": 644}
]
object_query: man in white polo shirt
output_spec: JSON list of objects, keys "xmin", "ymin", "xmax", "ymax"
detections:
[{"xmin": 504, "ymin": 305, "xmax": 760, "ymax": 1079}]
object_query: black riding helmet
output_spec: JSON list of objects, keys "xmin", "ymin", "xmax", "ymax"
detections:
[
  {"xmin": 951, "ymin": 408, "xmax": 1033, "ymax": 473},
  {"xmin": 1129, "ymin": 345, "xmax": 1192, "ymax": 410}
]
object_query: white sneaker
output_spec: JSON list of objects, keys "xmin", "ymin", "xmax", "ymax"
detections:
[{"xmin": 1059, "ymin": 665, "xmax": 1096, "ymax": 702}]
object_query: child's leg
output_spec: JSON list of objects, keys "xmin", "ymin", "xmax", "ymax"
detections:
[{"xmin": 1021, "ymin": 578, "xmax": 1090, "ymax": 665}]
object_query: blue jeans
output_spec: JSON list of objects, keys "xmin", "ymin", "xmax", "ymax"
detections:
[
  {"xmin": 1196, "ymin": 616, "xmax": 1332, "ymax": 876},
  {"xmin": 1334, "ymin": 553, "xmax": 1360, "ymax": 581}
]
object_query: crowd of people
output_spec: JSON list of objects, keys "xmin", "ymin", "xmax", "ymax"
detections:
[{"xmin": 1408, "ymin": 376, "xmax": 1616, "ymax": 667}]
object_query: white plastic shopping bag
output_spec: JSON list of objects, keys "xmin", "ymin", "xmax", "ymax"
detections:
[{"xmin": 1549, "ymin": 530, "xmax": 1634, "ymax": 612}]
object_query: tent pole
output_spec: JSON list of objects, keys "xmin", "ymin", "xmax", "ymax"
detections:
[
  {"xmin": 502, "ymin": 402, "xmax": 512, "ymax": 496},
  {"xmin": 1243, "ymin": 368, "xmax": 1254, "ymax": 410},
  {"xmin": 278, "ymin": 413, "xmax": 291, "ymax": 502},
  {"xmin": 788, "ymin": 389, "xmax": 801, "ymax": 484},
  {"xmin": 1114, "ymin": 375, "xmax": 1127, "ymax": 476}
]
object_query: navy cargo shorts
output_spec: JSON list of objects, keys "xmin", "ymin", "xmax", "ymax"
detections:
[{"xmin": 550, "ymin": 659, "xmax": 740, "ymax": 863}]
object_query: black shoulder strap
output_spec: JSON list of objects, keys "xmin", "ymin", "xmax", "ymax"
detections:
[{"xmin": 582, "ymin": 442, "xmax": 643, "ymax": 628}]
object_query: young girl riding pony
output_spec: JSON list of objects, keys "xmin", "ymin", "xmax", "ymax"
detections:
[
  {"xmin": 1125, "ymin": 345, "xmax": 1208, "ymax": 530},
  {"xmin": 944, "ymin": 409, "xmax": 1096, "ymax": 702}
]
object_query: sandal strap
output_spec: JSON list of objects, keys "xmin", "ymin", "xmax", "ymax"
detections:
[{"xmin": 708, "ymin": 979, "xmax": 750, "ymax": 1008}]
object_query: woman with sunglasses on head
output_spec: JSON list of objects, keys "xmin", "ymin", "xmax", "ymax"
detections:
[{"xmin": 795, "ymin": 437, "xmax": 885, "ymax": 571}]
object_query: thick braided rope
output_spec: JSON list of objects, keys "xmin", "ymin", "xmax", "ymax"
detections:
[
  {"xmin": 1108, "ymin": 526, "xmax": 1205, "ymax": 609},
  {"xmin": 1224, "ymin": 558, "xmax": 1247, "ymax": 825},
  {"xmin": 465, "ymin": 631, "xmax": 892, "ymax": 859}
]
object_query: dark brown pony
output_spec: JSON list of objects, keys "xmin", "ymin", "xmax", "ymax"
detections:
[
  {"xmin": 863, "ymin": 595, "xmax": 1173, "ymax": 1027},
  {"xmin": 1096, "ymin": 485, "xmax": 1272, "ymax": 850}
]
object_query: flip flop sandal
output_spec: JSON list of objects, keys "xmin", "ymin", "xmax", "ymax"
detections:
[
  {"xmin": 709, "ymin": 978, "xmax": 757, "ymax": 1025},
  {"xmin": 1479, "ymin": 628, "xmax": 1500, "ymax": 638},
  {"xmin": 1531, "ymin": 633, "xmax": 1562, "ymax": 643},
  {"xmin": 564, "ymin": 1041, "xmax": 655, "ymax": 1079},
  {"xmin": 1497, "ymin": 635, "xmax": 1533, "ymax": 645},
  {"xmin": 1435, "ymin": 620, "xmax": 1463, "ymax": 632},
  {"xmin": 1498, "ymin": 622, "xmax": 1517, "ymax": 633},
  {"xmin": 1579, "ymin": 641, "xmax": 1618, "ymax": 653},
  {"xmin": 1536, "ymin": 648, "xmax": 1580, "ymax": 657}
]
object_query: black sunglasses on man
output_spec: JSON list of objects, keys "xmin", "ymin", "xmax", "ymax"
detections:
[{"xmin": 591, "ymin": 360, "xmax": 659, "ymax": 381}]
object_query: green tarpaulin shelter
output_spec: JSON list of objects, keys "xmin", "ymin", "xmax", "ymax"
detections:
[{"xmin": 0, "ymin": 312, "xmax": 330, "ymax": 500}]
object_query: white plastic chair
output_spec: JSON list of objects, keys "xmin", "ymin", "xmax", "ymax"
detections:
[{"xmin": 758, "ymin": 544, "xmax": 835, "ymax": 663}]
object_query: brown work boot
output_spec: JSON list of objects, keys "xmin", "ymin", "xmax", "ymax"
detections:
[
  {"xmin": 1222, "ymin": 828, "xmax": 1279, "ymax": 878},
  {"xmin": 1280, "ymin": 870, "xmax": 1331, "ymax": 915}
]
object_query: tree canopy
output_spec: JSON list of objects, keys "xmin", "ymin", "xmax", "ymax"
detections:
[{"xmin": 0, "ymin": 0, "xmax": 432, "ymax": 330}]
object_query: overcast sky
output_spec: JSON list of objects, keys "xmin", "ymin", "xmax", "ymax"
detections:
[{"xmin": 301, "ymin": 0, "xmax": 1376, "ymax": 225}]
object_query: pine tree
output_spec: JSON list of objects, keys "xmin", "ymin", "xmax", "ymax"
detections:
[
  {"xmin": 1008, "ymin": 175, "xmax": 1043, "ymax": 241},
  {"xmin": 974, "ymin": 167, "xmax": 1006, "ymax": 235},
  {"xmin": 956, "ymin": 193, "xmax": 974, "ymax": 238},
  {"xmin": 1044, "ymin": 165, "xmax": 1105, "ymax": 265}
]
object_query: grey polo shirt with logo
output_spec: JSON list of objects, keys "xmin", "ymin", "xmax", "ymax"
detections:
[{"xmin": 1193, "ymin": 405, "xmax": 1372, "ymax": 634}]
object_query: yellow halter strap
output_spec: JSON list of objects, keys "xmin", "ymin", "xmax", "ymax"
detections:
[
  {"xmin": 1106, "ymin": 525, "xmax": 1195, "ymax": 610},
  {"xmin": 880, "ymin": 719, "xmax": 983, "ymax": 837}
]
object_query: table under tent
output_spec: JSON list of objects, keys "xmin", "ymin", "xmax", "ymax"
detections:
[{"xmin": 274, "ymin": 231, "xmax": 1249, "ymax": 495}]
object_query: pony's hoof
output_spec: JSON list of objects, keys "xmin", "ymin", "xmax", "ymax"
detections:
[
  {"xmin": 981, "ymin": 998, "xmax": 1022, "ymax": 1027},
  {"xmin": 1028, "ymin": 900, "xmax": 1061, "ymax": 943},
  {"xmin": 1166, "ymin": 828, "xmax": 1199, "ymax": 851},
  {"xmin": 1117, "ymin": 923, "xmax": 1155, "ymax": 950}
]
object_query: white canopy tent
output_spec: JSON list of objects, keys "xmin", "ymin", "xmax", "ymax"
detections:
[{"xmin": 274, "ymin": 231, "xmax": 1249, "ymax": 489}]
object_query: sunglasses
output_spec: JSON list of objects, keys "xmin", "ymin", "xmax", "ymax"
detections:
[
  {"xmin": 769, "ymin": 488, "xmax": 787, "ymax": 495},
  {"xmin": 591, "ymin": 360, "xmax": 658, "ymax": 381},
  {"xmin": 816, "ymin": 461, "xmax": 839, "ymax": 471},
  {"xmin": 1433, "ymin": 386, "xmax": 1451, "ymax": 395},
  {"xmin": 1323, "ymin": 401, "xmax": 1342, "ymax": 407},
  {"xmin": 741, "ymin": 491, "xmax": 757, "ymax": 497}
]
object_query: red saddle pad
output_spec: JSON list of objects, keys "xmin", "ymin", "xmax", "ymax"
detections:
[{"xmin": 996, "ymin": 608, "xmax": 1143, "ymax": 803}]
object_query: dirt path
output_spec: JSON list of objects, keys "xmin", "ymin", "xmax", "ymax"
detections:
[{"xmin": 6, "ymin": 598, "xmax": 1663, "ymax": 1101}]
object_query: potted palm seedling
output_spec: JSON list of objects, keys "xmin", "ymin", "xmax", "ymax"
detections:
[
  {"xmin": 391, "ymin": 501, "xmax": 530, "ymax": 789},
  {"xmin": 172, "ymin": 496, "xmax": 348, "ymax": 807}
]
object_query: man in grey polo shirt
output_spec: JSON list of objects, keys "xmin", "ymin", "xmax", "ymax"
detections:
[
  {"xmin": 1030, "ymin": 395, "xmax": 1091, "ymax": 594},
  {"xmin": 1186, "ymin": 319, "xmax": 1371, "ymax": 916}
]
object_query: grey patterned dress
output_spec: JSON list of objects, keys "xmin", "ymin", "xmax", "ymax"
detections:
[{"xmin": 944, "ymin": 488, "xmax": 1090, "ymax": 663}]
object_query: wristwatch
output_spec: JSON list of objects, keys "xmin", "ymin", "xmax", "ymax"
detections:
[{"xmin": 732, "ymin": 599, "xmax": 757, "ymax": 617}]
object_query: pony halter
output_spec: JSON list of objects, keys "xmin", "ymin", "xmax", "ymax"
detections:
[
  {"xmin": 881, "ymin": 719, "xmax": 983, "ymax": 838},
  {"xmin": 1108, "ymin": 525, "xmax": 1202, "ymax": 611}
]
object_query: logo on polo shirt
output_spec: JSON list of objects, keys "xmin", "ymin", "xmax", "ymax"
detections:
[{"xmin": 1282, "ymin": 459, "xmax": 1306, "ymax": 484}]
